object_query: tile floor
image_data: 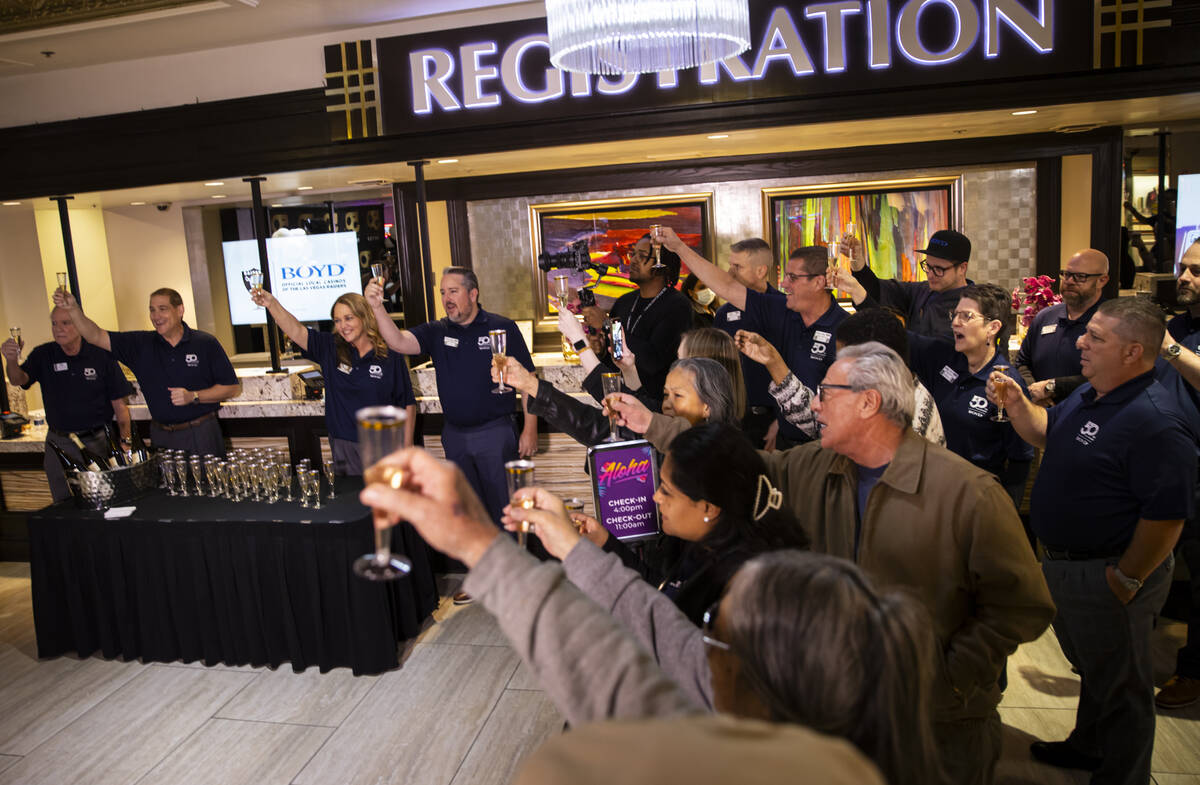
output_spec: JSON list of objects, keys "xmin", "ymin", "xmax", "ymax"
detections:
[{"xmin": 0, "ymin": 560, "xmax": 1197, "ymax": 784}]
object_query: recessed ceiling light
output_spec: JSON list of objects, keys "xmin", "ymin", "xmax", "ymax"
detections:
[
  {"xmin": 211, "ymin": 194, "xmax": 227, "ymax": 199},
  {"xmin": 296, "ymin": 186, "xmax": 313, "ymax": 191},
  {"xmin": 1011, "ymin": 110, "xmax": 1038, "ymax": 116},
  {"xmin": 707, "ymin": 134, "xmax": 730, "ymax": 140},
  {"xmin": 129, "ymin": 201, "xmax": 146, "ymax": 206},
  {"xmin": 204, "ymin": 181, "xmax": 224, "ymax": 187},
  {"xmin": 2, "ymin": 201, "xmax": 21, "ymax": 206},
  {"xmin": 436, "ymin": 158, "xmax": 459, "ymax": 164},
  {"xmin": 270, "ymin": 203, "xmax": 284, "ymax": 208}
]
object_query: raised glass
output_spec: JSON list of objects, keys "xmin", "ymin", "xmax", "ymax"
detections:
[
  {"xmin": 992, "ymin": 363, "xmax": 1012, "ymax": 423},
  {"xmin": 353, "ymin": 406, "xmax": 412, "ymax": 581},
  {"xmin": 489, "ymin": 329, "xmax": 508, "ymax": 394},
  {"xmin": 601, "ymin": 372, "xmax": 623, "ymax": 442},
  {"xmin": 505, "ymin": 459, "xmax": 536, "ymax": 548},
  {"xmin": 649, "ymin": 224, "xmax": 665, "ymax": 269}
]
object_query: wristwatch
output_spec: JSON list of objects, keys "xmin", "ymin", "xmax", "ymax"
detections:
[
  {"xmin": 572, "ymin": 338, "xmax": 587, "ymax": 352},
  {"xmin": 1113, "ymin": 565, "xmax": 1144, "ymax": 593},
  {"xmin": 192, "ymin": 391, "xmax": 200, "ymax": 404},
  {"xmin": 1045, "ymin": 379, "xmax": 1056, "ymax": 396},
  {"xmin": 1165, "ymin": 342, "xmax": 1184, "ymax": 360}
]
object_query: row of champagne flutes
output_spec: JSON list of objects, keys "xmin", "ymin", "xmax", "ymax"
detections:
[{"xmin": 156, "ymin": 448, "xmax": 337, "ymax": 508}]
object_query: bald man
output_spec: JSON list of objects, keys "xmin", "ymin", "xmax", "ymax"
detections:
[{"xmin": 1017, "ymin": 249, "xmax": 1109, "ymax": 404}]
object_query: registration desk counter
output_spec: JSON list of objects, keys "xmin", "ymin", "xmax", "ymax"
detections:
[{"xmin": 28, "ymin": 479, "xmax": 438, "ymax": 675}]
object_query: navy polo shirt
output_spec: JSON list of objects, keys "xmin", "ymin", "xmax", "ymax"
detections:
[
  {"xmin": 108, "ymin": 323, "xmax": 238, "ymax": 424},
  {"xmin": 715, "ymin": 286, "xmax": 783, "ymax": 410},
  {"xmin": 1032, "ymin": 370, "xmax": 1196, "ymax": 552},
  {"xmin": 410, "ymin": 309, "xmax": 535, "ymax": 428},
  {"xmin": 301, "ymin": 328, "xmax": 415, "ymax": 441},
  {"xmin": 745, "ymin": 290, "xmax": 848, "ymax": 441},
  {"xmin": 909, "ymin": 334, "xmax": 1033, "ymax": 476},
  {"xmin": 852, "ymin": 266, "xmax": 967, "ymax": 342},
  {"xmin": 19, "ymin": 339, "xmax": 132, "ymax": 433},
  {"xmin": 1016, "ymin": 300, "xmax": 1101, "ymax": 382}
]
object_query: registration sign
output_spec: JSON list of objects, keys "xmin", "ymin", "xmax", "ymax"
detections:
[{"xmin": 587, "ymin": 440, "xmax": 660, "ymax": 542}]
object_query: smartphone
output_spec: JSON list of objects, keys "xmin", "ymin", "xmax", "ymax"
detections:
[{"xmin": 610, "ymin": 321, "xmax": 626, "ymax": 361}]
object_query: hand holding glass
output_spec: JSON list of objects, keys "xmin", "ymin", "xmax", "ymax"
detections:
[
  {"xmin": 8, "ymin": 326, "xmax": 20, "ymax": 359},
  {"xmin": 505, "ymin": 460, "xmax": 536, "ymax": 547},
  {"xmin": 649, "ymin": 224, "xmax": 665, "ymax": 269},
  {"xmin": 992, "ymin": 365, "xmax": 1012, "ymax": 422},
  {"xmin": 489, "ymin": 329, "xmax": 508, "ymax": 394},
  {"xmin": 353, "ymin": 406, "xmax": 412, "ymax": 581},
  {"xmin": 370, "ymin": 263, "xmax": 385, "ymax": 285}
]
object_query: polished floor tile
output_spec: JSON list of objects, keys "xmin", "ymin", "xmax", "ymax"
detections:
[
  {"xmin": 1153, "ymin": 711, "xmax": 1200, "ymax": 774},
  {"xmin": 417, "ymin": 601, "xmax": 511, "ymax": 648},
  {"xmin": 1001, "ymin": 629, "xmax": 1081, "ymax": 711},
  {"xmin": 137, "ymin": 718, "xmax": 332, "ymax": 785},
  {"xmin": 506, "ymin": 660, "xmax": 541, "ymax": 691},
  {"xmin": 996, "ymin": 707, "xmax": 1089, "ymax": 785},
  {"xmin": 217, "ymin": 666, "xmax": 379, "ymax": 726},
  {"xmin": 0, "ymin": 664, "xmax": 255, "ymax": 785},
  {"xmin": 0, "ymin": 654, "xmax": 146, "ymax": 755},
  {"xmin": 450, "ymin": 690, "xmax": 564, "ymax": 785},
  {"xmin": 293, "ymin": 643, "xmax": 519, "ymax": 785},
  {"xmin": 1156, "ymin": 775, "xmax": 1200, "ymax": 784},
  {"xmin": 0, "ymin": 756, "xmax": 17, "ymax": 776}
]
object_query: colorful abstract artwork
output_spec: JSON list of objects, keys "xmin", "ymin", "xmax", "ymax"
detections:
[
  {"xmin": 530, "ymin": 194, "xmax": 713, "ymax": 315},
  {"xmin": 767, "ymin": 180, "xmax": 956, "ymax": 284}
]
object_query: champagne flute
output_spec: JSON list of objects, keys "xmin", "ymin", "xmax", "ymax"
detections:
[
  {"xmin": 174, "ymin": 457, "xmax": 190, "ymax": 497},
  {"xmin": 992, "ymin": 363, "xmax": 1012, "ymax": 423},
  {"xmin": 564, "ymin": 497, "xmax": 586, "ymax": 532},
  {"xmin": 56, "ymin": 272, "xmax": 68, "ymax": 290},
  {"xmin": 649, "ymin": 224, "xmax": 665, "ymax": 269},
  {"xmin": 553, "ymin": 274, "xmax": 569, "ymax": 309},
  {"xmin": 353, "ymin": 405, "xmax": 412, "ymax": 581},
  {"xmin": 371, "ymin": 263, "xmax": 385, "ymax": 286},
  {"xmin": 297, "ymin": 469, "xmax": 312, "ymax": 508},
  {"xmin": 323, "ymin": 457, "xmax": 336, "ymax": 499},
  {"xmin": 825, "ymin": 238, "xmax": 840, "ymax": 293},
  {"xmin": 601, "ymin": 372, "xmax": 623, "ymax": 442},
  {"xmin": 8, "ymin": 326, "xmax": 21, "ymax": 360},
  {"xmin": 489, "ymin": 329, "xmax": 508, "ymax": 394},
  {"xmin": 307, "ymin": 470, "xmax": 322, "ymax": 509},
  {"xmin": 505, "ymin": 459, "xmax": 535, "ymax": 548},
  {"xmin": 161, "ymin": 458, "xmax": 177, "ymax": 496}
]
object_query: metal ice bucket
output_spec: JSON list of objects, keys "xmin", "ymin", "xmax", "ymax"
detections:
[{"xmin": 72, "ymin": 455, "xmax": 160, "ymax": 510}]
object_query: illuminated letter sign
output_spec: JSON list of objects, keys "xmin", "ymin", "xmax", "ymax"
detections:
[
  {"xmin": 410, "ymin": 49, "xmax": 460, "ymax": 114},
  {"xmin": 897, "ymin": 0, "xmax": 980, "ymax": 65}
]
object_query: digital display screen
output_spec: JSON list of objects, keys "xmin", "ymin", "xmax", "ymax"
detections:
[
  {"xmin": 222, "ymin": 233, "xmax": 362, "ymax": 325},
  {"xmin": 1177, "ymin": 174, "xmax": 1200, "ymax": 271}
]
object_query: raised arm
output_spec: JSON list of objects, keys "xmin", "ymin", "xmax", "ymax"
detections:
[
  {"xmin": 1, "ymin": 340, "xmax": 29, "ymax": 387},
  {"xmin": 365, "ymin": 279, "xmax": 421, "ymax": 355},
  {"xmin": 654, "ymin": 226, "xmax": 747, "ymax": 310},
  {"xmin": 988, "ymin": 369, "xmax": 1047, "ymax": 448},
  {"xmin": 250, "ymin": 288, "xmax": 309, "ymax": 351},
  {"xmin": 52, "ymin": 288, "xmax": 111, "ymax": 352}
]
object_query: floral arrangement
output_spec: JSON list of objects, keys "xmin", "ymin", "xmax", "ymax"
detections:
[{"xmin": 1011, "ymin": 275, "xmax": 1061, "ymax": 328}]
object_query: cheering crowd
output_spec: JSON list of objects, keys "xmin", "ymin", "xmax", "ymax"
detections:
[{"xmin": 5, "ymin": 227, "xmax": 1200, "ymax": 785}]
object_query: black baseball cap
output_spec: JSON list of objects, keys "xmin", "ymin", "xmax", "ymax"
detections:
[{"xmin": 915, "ymin": 230, "xmax": 971, "ymax": 265}]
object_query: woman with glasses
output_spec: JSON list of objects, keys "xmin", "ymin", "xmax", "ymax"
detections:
[
  {"xmin": 835, "ymin": 274, "xmax": 1033, "ymax": 506},
  {"xmin": 504, "ymin": 422, "xmax": 808, "ymax": 627}
]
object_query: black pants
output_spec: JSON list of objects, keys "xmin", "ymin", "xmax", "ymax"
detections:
[{"xmin": 150, "ymin": 417, "xmax": 226, "ymax": 457}]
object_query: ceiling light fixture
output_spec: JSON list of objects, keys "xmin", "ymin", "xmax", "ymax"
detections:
[
  {"xmin": 204, "ymin": 181, "xmax": 225, "ymax": 186},
  {"xmin": 270, "ymin": 203, "xmax": 284, "ymax": 208},
  {"xmin": 211, "ymin": 194, "xmax": 227, "ymax": 199},
  {"xmin": 436, "ymin": 158, "xmax": 459, "ymax": 164},
  {"xmin": 547, "ymin": 0, "xmax": 750, "ymax": 75},
  {"xmin": 2, "ymin": 201, "xmax": 20, "ymax": 206},
  {"xmin": 296, "ymin": 186, "xmax": 313, "ymax": 191},
  {"xmin": 1011, "ymin": 109, "xmax": 1038, "ymax": 116},
  {"xmin": 129, "ymin": 201, "xmax": 146, "ymax": 206},
  {"xmin": 707, "ymin": 134, "xmax": 730, "ymax": 140}
]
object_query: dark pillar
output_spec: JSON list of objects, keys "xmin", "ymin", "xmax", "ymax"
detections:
[
  {"xmin": 244, "ymin": 176, "xmax": 285, "ymax": 374},
  {"xmin": 49, "ymin": 196, "xmax": 80, "ymax": 305},
  {"xmin": 407, "ymin": 160, "xmax": 437, "ymax": 323}
]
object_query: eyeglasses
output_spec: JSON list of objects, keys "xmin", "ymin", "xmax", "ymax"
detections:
[
  {"xmin": 1059, "ymin": 271, "xmax": 1104, "ymax": 283},
  {"xmin": 919, "ymin": 260, "xmax": 960, "ymax": 277},
  {"xmin": 949, "ymin": 310, "xmax": 985, "ymax": 324},
  {"xmin": 782, "ymin": 272, "xmax": 823, "ymax": 284},
  {"xmin": 816, "ymin": 383, "xmax": 854, "ymax": 402},
  {"xmin": 701, "ymin": 600, "xmax": 732, "ymax": 652}
]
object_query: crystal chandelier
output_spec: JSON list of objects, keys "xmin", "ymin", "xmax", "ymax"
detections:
[{"xmin": 546, "ymin": 0, "xmax": 752, "ymax": 76}]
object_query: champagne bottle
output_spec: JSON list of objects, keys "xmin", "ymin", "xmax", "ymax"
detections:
[
  {"xmin": 103, "ymin": 424, "xmax": 127, "ymax": 467},
  {"xmin": 48, "ymin": 439, "xmax": 91, "ymax": 474},
  {"xmin": 67, "ymin": 433, "xmax": 106, "ymax": 472},
  {"xmin": 128, "ymin": 420, "xmax": 146, "ymax": 463}
]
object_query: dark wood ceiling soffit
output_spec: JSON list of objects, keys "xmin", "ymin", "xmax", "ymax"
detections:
[{"xmin": 0, "ymin": 0, "xmax": 219, "ymax": 34}]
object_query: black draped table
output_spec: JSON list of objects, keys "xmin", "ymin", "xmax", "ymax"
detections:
[{"xmin": 27, "ymin": 479, "xmax": 438, "ymax": 675}]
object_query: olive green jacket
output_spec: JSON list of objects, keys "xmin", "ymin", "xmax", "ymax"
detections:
[{"xmin": 645, "ymin": 415, "xmax": 1056, "ymax": 722}]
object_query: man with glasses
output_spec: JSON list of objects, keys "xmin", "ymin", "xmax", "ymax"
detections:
[
  {"xmin": 656, "ymin": 226, "xmax": 846, "ymax": 447},
  {"xmin": 622, "ymin": 341, "xmax": 1054, "ymax": 785},
  {"xmin": 1017, "ymin": 249, "xmax": 1109, "ymax": 404},
  {"xmin": 994, "ymin": 297, "xmax": 1194, "ymax": 782},
  {"xmin": 849, "ymin": 228, "xmax": 972, "ymax": 341}
]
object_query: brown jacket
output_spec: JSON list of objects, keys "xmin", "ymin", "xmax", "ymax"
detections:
[{"xmin": 646, "ymin": 415, "xmax": 1056, "ymax": 722}]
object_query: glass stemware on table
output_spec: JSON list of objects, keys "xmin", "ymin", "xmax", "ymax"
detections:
[
  {"xmin": 353, "ymin": 405, "xmax": 412, "ymax": 581},
  {"xmin": 323, "ymin": 457, "xmax": 337, "ymax": 499}
]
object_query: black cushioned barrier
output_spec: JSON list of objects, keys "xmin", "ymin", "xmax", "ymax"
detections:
[{"xmin": 28, "ymin": 479, "xmax": 437, "ymax": 675}]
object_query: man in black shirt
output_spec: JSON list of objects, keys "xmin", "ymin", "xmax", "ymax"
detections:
[
  {"xmin": 3, "ymin": 307, "xmax": 133, "ymax": 501},
  {"xmin": 850, "ymin": 229, "xmax": 973, "ymax": 342},
  {"xmin": 603, "ymin": 235, "xmax": 693, "ymax": 402}
]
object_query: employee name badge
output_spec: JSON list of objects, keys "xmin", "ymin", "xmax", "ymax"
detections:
[
  {"xmin": 725, "ymin": 311, "xmax": 741, "ymax": 323},
  {"xmin": 1041, "ymin": 324, "xmax": 1058, "ymax": 335},
  {"xmin": 53, "ymin": 362, "xmax": 69, "ymax": 372},
  {"xmin": 444, "ymin": 336, "xmax": 459, "ymax": 348},
  {"xmin": 337, "ymin": 363, "xmax": 353, "ymax": 375},
  {"xmin": 940, "ymin": 366, "xmax": 959, "ymax": 383}
]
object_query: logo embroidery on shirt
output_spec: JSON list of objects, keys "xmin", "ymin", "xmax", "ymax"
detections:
[
  {"xmin": 369, "ymin": 364, "xmax": 383, "ymax": 379},
  {"xmin": 968, "ymin": 395, "xmax": 988, "ymax": 416},
  {"xmin": 1076, "ymin": 420, "xmax": 1101, "ymax": 445},
  {"xmin": 185, "ymin": 353, "xmax": 199, "ymax": 367},
  {"xmin": 810, "ymin": 341, "xmax": 827, "ymax": 360},
  {"xmin": 725, "ymin": 311, "xmax": 741, "ymax": 323},
  {"xmin": 1041, "ymin": 324, "xmax": 1058, "ymax": 335},
  {"xmin": 83, "ymin": 367, "xmax": 97, "ymax": 379},
  {"xmin": 940, "ymin": 366, "xmax": 959, "ymax": 383},
  {"xmin": 477, "ymin": 336, "xmax": 492, "ymax": 350},
  {"xmin": 444, "ymin": 336, "xmax": 459, "ymax": 348}
]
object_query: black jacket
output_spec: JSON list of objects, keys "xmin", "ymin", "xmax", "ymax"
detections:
[{"xmin": 527, "ymin": 379, "xmax": 639, "ymax": 447}]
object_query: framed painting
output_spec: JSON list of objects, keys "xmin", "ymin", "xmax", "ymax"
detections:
[
  {"xmin": 762, "ymin": 176, "xmax": 963, "ymax": 286},
  {"xmin": 528, "ymin": 192, "xmax": 715, "ymax": 326}
]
